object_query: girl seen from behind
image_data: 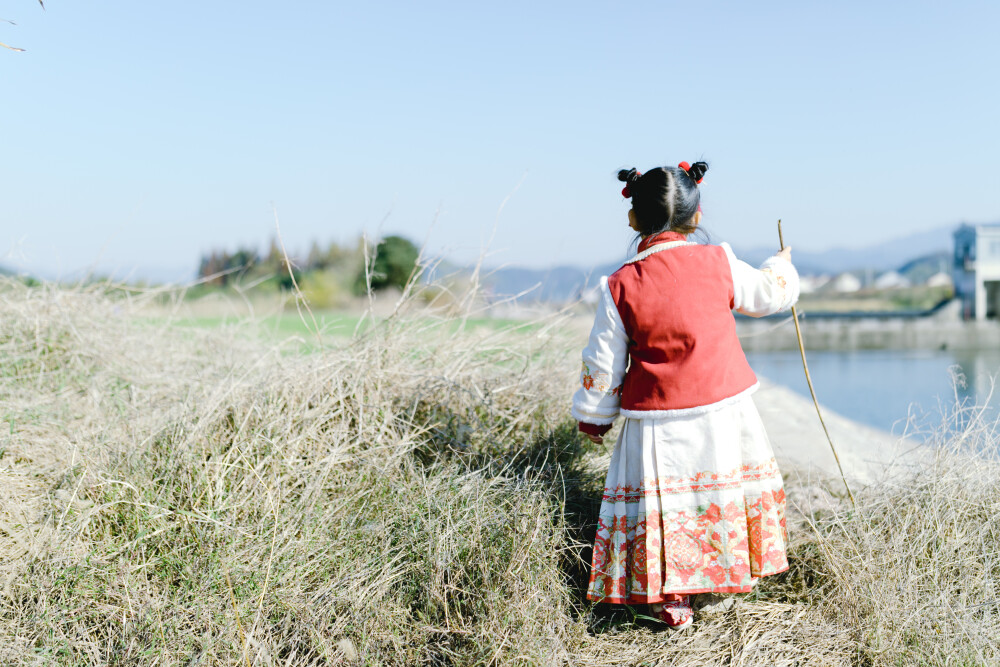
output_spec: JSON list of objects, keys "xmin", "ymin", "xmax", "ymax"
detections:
[{"xmin": 573, "ymin": 161, "xmax": 799, "ymax": 629}]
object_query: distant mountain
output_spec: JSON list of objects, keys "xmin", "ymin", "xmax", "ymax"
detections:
[
  {"xmin": 478, "ymin": 264, "xmax": 614, "ymax": 302},
  {"xmin": 730, "ymin": 225, "xmax": 956, "ymax": 276},
  {"xmin": 897, "ymin": 251, "xmax": 951, "ymax": 284},
  {"xmin": 479, "ymin": 224, "xmax": 966, "ymax": 303}
]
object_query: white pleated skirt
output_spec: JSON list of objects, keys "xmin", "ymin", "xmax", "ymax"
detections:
[{"xmin": 587, "ymin": 396, "xmax": 788, "ymax": 604}]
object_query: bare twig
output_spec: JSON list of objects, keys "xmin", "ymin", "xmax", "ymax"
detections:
[{"xmin": 778, "ymin": 219, "xmax": 856, "ymax": 506}]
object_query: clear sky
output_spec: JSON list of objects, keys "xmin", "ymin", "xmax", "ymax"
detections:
[{"xmin": 2, "ymin": 1, "xmax": 999, "ymax": 281}]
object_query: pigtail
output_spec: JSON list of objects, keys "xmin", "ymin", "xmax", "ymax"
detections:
[
  {"xmin": 686, "ymin": 161, "xmax": 709, "ymax": 184},
  {"xmin": 618, "ymin": 168, "xmax": 641, "ymax": 198},
  {"xmin": 677, "ymin": 161, "xmax": 709, "ymax": 185},
  {"xmin": 618, "ymin": 168, "xmax": 639, "ymax": 183}
]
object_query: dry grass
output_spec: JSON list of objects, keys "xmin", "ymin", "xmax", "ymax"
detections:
[
  {"xmin": 803, "ymin": 410, "xmax": 1000, "ymax": 666},
  {"xmin": 0, "ymin": 277, "xmax": 997, "ymax": 665}
]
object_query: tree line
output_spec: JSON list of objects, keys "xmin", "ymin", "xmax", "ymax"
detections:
[{"xmin": 196, "ymin": 235, "xmax": 420, "ymax": 297}]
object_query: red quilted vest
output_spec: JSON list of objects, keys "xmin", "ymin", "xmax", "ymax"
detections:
[{"xmin": 606, "ymin": 232, "xmax": 757, "ymax": 412}]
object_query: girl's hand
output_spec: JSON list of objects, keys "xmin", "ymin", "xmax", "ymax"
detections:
[
  {"xmin": 777, "ymin": 246, "xmax": 792, "ymax": 263},
  {"xmin": 585, "ymin": 433, "xmax": 604, "ymax": 444}
]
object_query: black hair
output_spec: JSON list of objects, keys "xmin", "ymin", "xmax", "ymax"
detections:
[{"xmin": 618, "ymin": 162, "xmax": 708, "ymax": 237}]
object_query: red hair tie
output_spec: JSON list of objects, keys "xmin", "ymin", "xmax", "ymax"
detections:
[
  {"xmin": 621, "ymin": 170, "xmax": 642, "ymax": 198},
  {"xmin": 678, "ymin": 161, "xmax": 703, "ymax": 184}
]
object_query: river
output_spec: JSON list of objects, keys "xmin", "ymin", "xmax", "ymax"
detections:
[{"xmin": 745, "ymin": 348, "xmax": 1000, "ymax": 439}]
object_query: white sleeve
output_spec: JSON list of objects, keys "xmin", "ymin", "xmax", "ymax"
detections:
[
  {"xmin": 720, "ymin": 242, "xmax": 800, "ymax": 317},
  {"xmin": 571, "ymin": 277, "xmax": 629, "ymax": 425}
]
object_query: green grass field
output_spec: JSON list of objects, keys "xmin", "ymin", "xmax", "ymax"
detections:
[{"xmin": 139, "ymin": 311, "xmax": 540, "ymax": 349}]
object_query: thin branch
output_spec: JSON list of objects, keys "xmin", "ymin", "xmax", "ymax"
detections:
[{"xmin": 778, "ymin": 219, "xmax": 856, "ymax": 507}]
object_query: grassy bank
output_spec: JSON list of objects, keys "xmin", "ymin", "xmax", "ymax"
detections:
[{"xmin": 0, "ymin": 279, "xmax": 997, "ymax": 665}]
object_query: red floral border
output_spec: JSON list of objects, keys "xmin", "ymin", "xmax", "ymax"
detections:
[
  {"xmin": 601, "ymin": 459, "xmax": 782, "ymax": 502},
  {"xmin": 587, "ymin": 488, "xmax": 788, "ymax": 602}
]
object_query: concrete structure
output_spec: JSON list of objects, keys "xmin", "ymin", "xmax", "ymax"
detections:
[
  {"xmin": 735, "ymin": 301, "xmax": 1000, "ymax": 352},
  {"xmin": 953, "ymin": 223, "xmax": 1000, "ymax": 320}
]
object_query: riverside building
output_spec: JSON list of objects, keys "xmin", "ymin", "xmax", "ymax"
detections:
[{"xmin": 954, "ymin": 223, "xmax": 1000, "ymax": 320}]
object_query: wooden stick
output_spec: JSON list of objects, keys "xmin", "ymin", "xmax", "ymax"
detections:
[{"xmin": 778, "ymin": 220, "xmax": 857, "ymax": 506}]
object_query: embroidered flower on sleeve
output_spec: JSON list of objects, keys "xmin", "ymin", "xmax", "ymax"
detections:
[{"xmin": 582, "ymin": 362, "xmax": 615, "ymax": 394}]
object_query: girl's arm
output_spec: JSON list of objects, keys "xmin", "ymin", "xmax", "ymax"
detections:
[
  {"xmin": 572, "ymin": 277, "xmax": 629, "ymax": 440},
  {"xmin": 721, "ymin": 242, "xmax": 801, "ymax": 317}
]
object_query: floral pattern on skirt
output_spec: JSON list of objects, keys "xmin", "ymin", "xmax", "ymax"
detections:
[{"xmin": 587, "ymin": 397, "xmax": 788, "ymax": 603}]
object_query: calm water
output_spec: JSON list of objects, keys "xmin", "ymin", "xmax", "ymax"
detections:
[{"xmin": 745, "ymin": 348, "xmax": 1000, "ymax": 438}]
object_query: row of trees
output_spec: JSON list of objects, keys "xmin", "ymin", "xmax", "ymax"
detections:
[{"xmin": 196, "ymin": 235, "xmax": 420, "ymax": 299}]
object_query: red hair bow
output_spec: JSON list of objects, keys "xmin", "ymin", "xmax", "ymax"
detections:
[{"xmin": 678, "ymin": 161, "xmax": 703, "ymax": 184}]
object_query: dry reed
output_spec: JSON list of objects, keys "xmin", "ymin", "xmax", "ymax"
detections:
[{"xmin": 0, "ymin": 277, "xmax": 997, "ymax": 665}]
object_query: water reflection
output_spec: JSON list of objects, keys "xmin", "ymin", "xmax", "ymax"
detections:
[
  {"xmin": 745, "ymin": 348, "xmax": 1000, "ymax": 439},
  {"xmin": 951, "ymin": 350, "xmax": 1000, "ymax": 407}
]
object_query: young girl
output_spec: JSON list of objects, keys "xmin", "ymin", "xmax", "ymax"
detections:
[{"xmin": 572, "ymin": 162, "xmax": 799, "ymax": 630}]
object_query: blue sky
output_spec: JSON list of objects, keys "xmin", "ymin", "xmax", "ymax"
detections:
[{"xmin": 2, "ymin": 1, "xmax": 998, "ymax": 281}]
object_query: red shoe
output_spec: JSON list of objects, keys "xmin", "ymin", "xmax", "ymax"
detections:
[{"xmin": 651, "ymin": 594, "xmax": 693, "ymax": 630}]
